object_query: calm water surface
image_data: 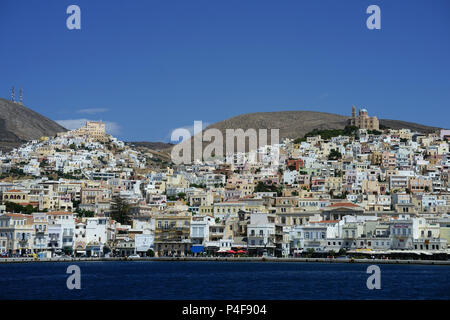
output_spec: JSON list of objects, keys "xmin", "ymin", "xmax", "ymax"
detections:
[{"xmin": 0, "ymin": 261, "xmax": 449, "ymax": 300}]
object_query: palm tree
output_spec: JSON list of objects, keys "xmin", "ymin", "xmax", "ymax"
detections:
[{"xmin": 110, "ymin": 196, "xmax": 132, "ymax": 225}]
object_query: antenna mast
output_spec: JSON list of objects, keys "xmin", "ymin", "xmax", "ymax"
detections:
[{"xmin": 19, "ymin": 87, "xmax": 23, "ymax": 104}]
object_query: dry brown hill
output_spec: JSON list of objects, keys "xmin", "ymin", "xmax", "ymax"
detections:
[
  {"xmin": 0, "ymin": 97, "xmax": 67, "ymax": 151},
  {"xmin": 203, "ymin": 110, "xmax": 440, "ymax": 140},
  {"xmin": 161, "ymin": 110, "xmax": 441, "ymax": 157}
]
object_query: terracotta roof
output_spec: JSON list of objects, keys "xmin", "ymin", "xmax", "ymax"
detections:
[
  {"xmin": 327, "ymin": 202, "xmax": 360, "ymax": 208},
  {"xmin": 5, "ymin": 213, "xmax": 31, "ymax": 218},
  {"xmin": 7, "ymin": 202, "xmax": 38, "ymax": 206},
  {"xmin": 47, "ymin": 211, "xmax": 73, "ymax": 215},
  {"xmin": 5, "ymin": 189, "xmax": 24, "ymax": 193},
  {"xmin": 310, "ymin": 220, "xmax": 339, "ymax": 224}
]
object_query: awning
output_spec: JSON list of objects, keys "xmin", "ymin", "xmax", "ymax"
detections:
[{"xmin": 190, "ymin": 245, "xmax": 204, "ymax": 253}]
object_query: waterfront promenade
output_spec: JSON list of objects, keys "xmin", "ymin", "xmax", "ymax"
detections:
[{"xmin": 1, "ymin": 256, "xmax": 449, "ymax": 265}]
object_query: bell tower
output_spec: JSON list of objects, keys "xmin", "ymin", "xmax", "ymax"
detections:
[{"xmin": 351, "ymin": 105, "xmax": 356, "ymax": 126}]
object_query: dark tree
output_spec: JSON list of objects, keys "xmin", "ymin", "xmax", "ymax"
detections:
[
  {"xmin": 328, "ymin": 149, "xmax": 342, "ymax": 160},
  {"xmin": 110, "ymin": 197, "xmax": 132, "ymax": 225},
  {"xmin": 75, "ymin": 209, "xmax": 95, "ymax": 218}
]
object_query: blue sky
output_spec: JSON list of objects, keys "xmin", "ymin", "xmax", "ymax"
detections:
[{"xmin": 0, "ymin": 0, "xmax": 449, "ymax": 141}]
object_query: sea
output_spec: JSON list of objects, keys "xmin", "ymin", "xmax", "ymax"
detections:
[{"xmin": 0, "ymin": 261, "xmax": 449, "ymax": 300}]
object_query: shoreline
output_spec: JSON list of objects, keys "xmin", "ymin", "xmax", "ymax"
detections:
[{"xmin": 1, "ymin": 256, "xmax": 449, "ymax": 265}]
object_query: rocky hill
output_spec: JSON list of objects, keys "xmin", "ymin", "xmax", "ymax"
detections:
[
  {"xmin": 161, "ymin": 110, "xmax": 442, "ymax": 157},
  {"xmin": 0, "ymin": 97, "xmax": 67, "ymax": 151},
  {"xmin": 126, "ymin": 141, "xmax": 174, "ymax": 151},
  {"xmin": 203, "ymin": 110, "xmax": 440, "ymax": 140}
]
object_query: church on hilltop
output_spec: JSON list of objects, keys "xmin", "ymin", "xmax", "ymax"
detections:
[
  {"xmin": 349, "ymin": 106, "xmax": 379, "ymax": 130},
  {"xmin": 72, "ymin": 120, "xmax": 108, "ymax": 142}
]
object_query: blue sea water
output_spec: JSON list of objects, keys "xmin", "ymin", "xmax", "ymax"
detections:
[{"xmin": 0, "ymin": 261, "xmax": 448, "ymax": 300}]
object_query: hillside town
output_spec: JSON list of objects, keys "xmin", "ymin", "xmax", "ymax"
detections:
[{"xmin": 1, "ymin": 109, "xmax": 450, "ymax": 260}]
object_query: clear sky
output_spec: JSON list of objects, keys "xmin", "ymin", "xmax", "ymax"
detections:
[{"xmin": 0, "ymin": 0, "xmax": 449, "ymax": 141}]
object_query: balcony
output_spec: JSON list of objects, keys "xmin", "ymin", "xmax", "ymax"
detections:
[
  {"xmin": 48, "ymin": 240, "xmax": 59, "ymax": 248},
  {"xmin": 155, "ymin": 237, "xmax": 187, "ymax": 243},
  {"xmin": 18, "ymin": 239, "xmax": 29, "ymax": 247},
  {"xmin": 304, "ymin": 240, "xmax": 322, "ymax": 246},
  {"xmin": 161, "ymin": 225, "xmax": 190, "ymax": 231},
  {"xmin": 248, "ymin": 243, "xmax": 276, "ymax": 249}
]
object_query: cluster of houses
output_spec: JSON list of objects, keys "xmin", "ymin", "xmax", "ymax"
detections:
[{"xmin": 1, "ymin": 112, "xmax": 449, "ymax": 259}]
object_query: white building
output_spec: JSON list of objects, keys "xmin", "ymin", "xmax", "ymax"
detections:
[{"xmin": 247, "ymin": 213, "xmax": 276, "ymax": 256}]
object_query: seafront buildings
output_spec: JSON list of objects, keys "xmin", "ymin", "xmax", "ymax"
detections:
[{"xmin": 0, "ymin": 111, "xmax": 449, "ymax": 259}]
